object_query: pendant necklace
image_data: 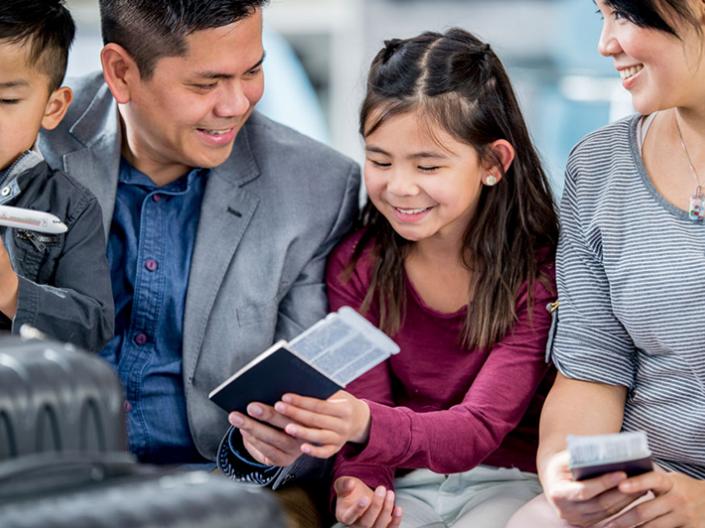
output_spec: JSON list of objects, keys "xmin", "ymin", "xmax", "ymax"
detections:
[{"xmin": 674, "ymin": 112, "xmax": 705, "ymax": 222}]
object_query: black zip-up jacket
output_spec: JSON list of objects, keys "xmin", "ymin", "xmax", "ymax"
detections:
[{"xmin": 0, "ymin": 150, "xmax": 113, "ymax": 351}]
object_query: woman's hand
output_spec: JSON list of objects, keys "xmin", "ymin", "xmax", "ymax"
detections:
[
  {"xmin": 273, "ymin": 390, "xmax": 371, "ymax": 458},
  {"xmin": 543, "ymin": 450, "xmax": 642, "ymax": 527},
  {"xmin": 604, "ymin": 471, "xmax": 705, "ymax": 528},
  {"xmin": 334, "ymin": 476, "xmax": 402, "ymax": 528}
]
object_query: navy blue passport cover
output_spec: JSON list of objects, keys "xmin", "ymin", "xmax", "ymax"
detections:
[{"xmin": 209, "ymin": 344, "xmax": 343, "ymax": 414}]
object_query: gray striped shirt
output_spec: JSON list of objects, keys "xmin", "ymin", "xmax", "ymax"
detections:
[{"xmin": 553, "ymin": 114, "xmax": 705, "ymax": 479}]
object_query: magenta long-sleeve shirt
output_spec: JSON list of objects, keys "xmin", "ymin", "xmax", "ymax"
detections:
[{"xmin": 327, "ymin": 230, "xmax": 555, "ymax": 494}]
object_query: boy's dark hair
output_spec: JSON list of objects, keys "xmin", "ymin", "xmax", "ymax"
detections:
[
  {"xmin": 99, "ymin": 0, "xmax": 269, "ymax": 80},
  {"xmin": 352, "ymin": 28, "xmax": 559, "ymax": 349},
  {"xmin": 603, "ymin": 1, "xmax": 701, "ymax": 37},
  {"xmin": 0, "ymin": 0, "xmax": 75, "ymax": 92}
]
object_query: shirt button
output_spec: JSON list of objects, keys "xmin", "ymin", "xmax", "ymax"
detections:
[
  {"xmin": 152, "ymin": 194, "xmax": 161, "ymax": 202},
  {"xmin": 134, "ymin": 332, "xmax": 148, "ymax": 345},
  {"xmin": 123, "ymin": 400, "xmax": 132, "ymax": 412},
  {"xmin": 1, "ymin": 187, "xmax": 10, "ymax": 197},
  {"xmin": 144, "ymin": 258, "xmax": 159, "ymax": 272}
]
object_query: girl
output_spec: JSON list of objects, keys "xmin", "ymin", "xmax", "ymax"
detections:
[
  {"xmin": 508, "ymin": 1, "xmax": 705, "ymax": 527},
  {"xmin": 272, "ymin": 28, "xmax": 558, "ymax": 528}
]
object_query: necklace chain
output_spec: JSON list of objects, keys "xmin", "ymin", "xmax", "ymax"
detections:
[{"xmin": 674, "ymin": 112, "xmax": 703, "ymax": 191}]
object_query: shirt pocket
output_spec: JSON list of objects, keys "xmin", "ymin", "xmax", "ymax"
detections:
[{"xmin": 12, "ymin": 230, "xmax": 63, "ymax": 282}]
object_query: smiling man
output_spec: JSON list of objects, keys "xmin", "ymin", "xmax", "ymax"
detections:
[{"xmin": 38, "ymin": 0, "xmax": 360, "ymax": 515}]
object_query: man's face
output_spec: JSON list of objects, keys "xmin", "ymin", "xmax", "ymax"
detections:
[
  {"xmin": 0, "ymin": 40, "xmax": 53, "ymax": 171},
  {"xmin": 119, "ymin": 9, "xmax": 265, "ymax": 180}
]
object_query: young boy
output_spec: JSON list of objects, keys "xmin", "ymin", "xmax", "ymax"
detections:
[{"xmin": 0, "ymin": 0, "xmax": 113, "ymax": 351}]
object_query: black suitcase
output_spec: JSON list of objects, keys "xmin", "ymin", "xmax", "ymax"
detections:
[
  {"xmin": 0, "ymin": 336, "xmax": 126, "ymax": 459},
  {"xmin": 0, "ymin": 452, "xmax": 286, "ymax": 527}
]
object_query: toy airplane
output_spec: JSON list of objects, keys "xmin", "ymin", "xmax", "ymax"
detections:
[{"xmin": 0, "ymin": 205, "xmax": 67, "ymax": 234}]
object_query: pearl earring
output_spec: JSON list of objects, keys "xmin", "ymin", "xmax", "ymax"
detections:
[{"xmin": 484, "ymin": 175, "xmax": 497, "ymax": 186}]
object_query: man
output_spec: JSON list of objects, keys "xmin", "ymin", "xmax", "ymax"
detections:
[{"xmin": 39, "ymin": 0, "xmax": 359, "ymax": 510}]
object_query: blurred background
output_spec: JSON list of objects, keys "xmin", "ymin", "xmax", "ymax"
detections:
[{"xmin": 65, "ymin": 0, "xmax": 634, "ymax": 197}]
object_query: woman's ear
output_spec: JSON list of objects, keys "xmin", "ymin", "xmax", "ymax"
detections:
[
  {"xmin": 41, "ymin": 86, "xmax": 73, "ymax": 131},
  {"xmin": 100, "ymin": 43, "xmax": 140, "ymax": 104},
  {"xmin": 482, "ymin": 139, "xmax": 515, "ymax": 185}
]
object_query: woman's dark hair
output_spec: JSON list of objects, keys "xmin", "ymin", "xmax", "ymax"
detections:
[
  {"xmin": 351, "ymin": 28, "xmax": 559, "ymax": 349},
  {"xmin": 99, "ymin": 0, "xmax": 268, "ymax": 79},
  {"xmin": 603, "ymin": 1, "xmax": 701, "ymax": 37}
]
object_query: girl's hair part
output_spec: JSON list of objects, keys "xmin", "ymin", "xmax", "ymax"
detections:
[{"xmin": 350, "ymin": 28, "xmax": 559, "ymax": 349}]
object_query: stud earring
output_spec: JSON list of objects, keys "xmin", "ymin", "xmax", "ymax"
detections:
[{"xmin": 484, "ymin": 175, "xmax": 497, "ymax": 186}]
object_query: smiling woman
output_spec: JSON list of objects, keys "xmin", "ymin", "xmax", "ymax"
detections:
[{"xmin": 507, "ymin": 1, "xmax": 705, "ymax": 527}]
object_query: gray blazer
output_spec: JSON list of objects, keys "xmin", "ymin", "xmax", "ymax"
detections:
[{"xmin": 39, "ymin": 73, "xmax": 360, "ymax": 479}]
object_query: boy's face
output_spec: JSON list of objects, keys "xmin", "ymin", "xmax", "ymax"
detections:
[
  {"xmin": 113, "ymin": 9, "xmax": 265, "ymax": 180},
  {"xmin": 0, "ymin": 40, "xmax": 71, "ymax": 171}
]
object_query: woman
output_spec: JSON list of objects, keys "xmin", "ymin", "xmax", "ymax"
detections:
[{"xmin": 508, "ymin": 1, "xmax": 705, "ymax": 527}]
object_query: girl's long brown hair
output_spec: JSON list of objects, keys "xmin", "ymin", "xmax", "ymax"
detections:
[{"xmin": 351, "ymin": 28, "xmax": 559, "ymax": 349}]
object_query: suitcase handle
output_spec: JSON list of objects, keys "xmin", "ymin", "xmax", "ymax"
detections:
[{"xmin": 0, "ymin": 451, "xmax": 146, "ymax": 503}]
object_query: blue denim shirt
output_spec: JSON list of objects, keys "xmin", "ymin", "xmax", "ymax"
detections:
[{"xmin": 100, "ymin": 159, "xmax": 207, "ymax": 464}]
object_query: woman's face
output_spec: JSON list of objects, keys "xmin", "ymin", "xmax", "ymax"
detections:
[{"xmin": 595, "ymin": 0, "xmax": 705, "ymax": 113}]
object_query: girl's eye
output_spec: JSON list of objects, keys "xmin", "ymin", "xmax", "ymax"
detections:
[
  {"xmin": 369, "ymin": 160, "xmax": 391, "ymax": 168},
  {"xmin": 418, "ymin": 165, "xmax": 440, "ymax": 172}
]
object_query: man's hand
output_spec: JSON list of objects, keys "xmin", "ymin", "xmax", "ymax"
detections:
[
  {"xmin": 604, "ymin": 471, "xmax": 705, "ymax": 528},
  {"xmin": 274, "ymin": 391, "xmax": 371, "ymax": 458},
  {"xmin": 0, "ymin": 239, "xmax": 18, "ymax": 318},
  {"xmin": 543, "ymin": 450, "xmax": 642, "ymax": 527},
  {"xmin": 334, "ymin": 476, "xmax": 402, "ymax": 528},
  {"xmin": 228, "ymin": 402, "xmax": 304, "ymax": 467}
]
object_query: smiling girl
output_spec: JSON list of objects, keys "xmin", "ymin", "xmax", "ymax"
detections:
[
  {"xmin": 270, "ymin": 28, "xmax": 559, "ymax": 527},
  {"xmin": 507, "ymin": 1, "xmax": 705, "ymax": 527}
]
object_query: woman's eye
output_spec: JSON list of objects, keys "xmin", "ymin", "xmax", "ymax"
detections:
[{"xmin": 0, "ymin": 99, "xmax": 20, "ymax": 105}]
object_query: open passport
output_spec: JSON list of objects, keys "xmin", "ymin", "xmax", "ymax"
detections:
[{"xmin": 209, "ymin": 306, "xmax": 400, "ymax": 414}]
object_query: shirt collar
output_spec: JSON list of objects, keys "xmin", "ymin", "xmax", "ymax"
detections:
[{"xmin": 119, "ymin": 158, "xmax": 207, "ymax": 193}]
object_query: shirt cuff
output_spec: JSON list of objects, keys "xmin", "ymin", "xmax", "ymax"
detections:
[
  {"xmin": 216, "ymin": 426, "xmax": 281, "ymax": 486},
  {"xmin": 347, "ymin": 401, "xmax": 411, "ymax": 466}
]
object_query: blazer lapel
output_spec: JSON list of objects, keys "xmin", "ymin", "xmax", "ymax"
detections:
[
  {"xmin": 182, "ymin": 125, "xmax": 261, "ymax": 380},
  {"xmin": 63, "ymin": 84, "xmax": 121, "ymax": 238}
]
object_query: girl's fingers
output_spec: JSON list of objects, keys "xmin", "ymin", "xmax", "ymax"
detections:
[
  {"xmin": 300, "ymin": 442, "xmax": 340, "ymax": 459},
  {"xmin": 338, "ymin": 494, "xmax": 370, "ymax": 526},
  {"xmin": 285, "ymin": 422, "xmax": 339, "ymax": 444},
  {"xmin": 281, "ymin": 392, "xmax": 350, "ymax": 418},
  {"xmin": 372, "ymin": 490, "xmax": 395, "ymax": 528},
  {"xmin": 356, "ymin": 486, "xmax": 387, "ymax": 528},
  {"xmin": 274, "ymin": 401, "xmax": 346, "ymax": 430}
]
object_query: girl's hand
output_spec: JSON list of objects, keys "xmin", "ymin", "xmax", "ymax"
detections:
[
  {"xmin": 604, "ymin": 471, "xmax": 705, "ymax": 528},
  {"xmin": 274, "ymin": 390, "xmax": 371, "ymax": 458},
  {"xmin": 543, "ymin": 451, "xmax": 641, "ymax": 527},
  {"xmin": 334, "ymin": 476, "xmax": 402, "ymax": 528},
  {"xmin": 0, "ymin": 239, "xmax": 18, "ymax": 317}
]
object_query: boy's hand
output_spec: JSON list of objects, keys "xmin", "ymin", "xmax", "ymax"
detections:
[
  {"xmin": 274, "ymin": 390, "xmax": 371, "ymax": 458},
  {"xmin": 334, "ymin": 476, "xmax": 402, "ymax": 528},
  {"xmin": 0, "ymin": 239, "xmax": 18, "ymax": 318},
  {"xmin": 543, "ymin": 450, "xmax": 640, "ymax": 527}
]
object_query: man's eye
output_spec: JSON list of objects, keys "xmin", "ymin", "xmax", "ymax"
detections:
[{"xmin": 192, "ymin": 83, "xmax": 217, "ymax": 90}]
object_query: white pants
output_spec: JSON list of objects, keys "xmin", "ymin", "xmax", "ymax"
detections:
[{"xmin": 333, "ymin": 465, "xmax": 542, "ymax": 528}]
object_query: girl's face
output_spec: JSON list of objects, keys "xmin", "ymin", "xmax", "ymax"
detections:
[
  {"xmin": 596, "ymin": 0, "xmax": 705, "ymax": 113},
  {"xmin": 364, "ymin": 110, "xmax": 489, "ymax": 246}
]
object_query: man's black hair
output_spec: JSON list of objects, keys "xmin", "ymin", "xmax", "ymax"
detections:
[
  {"xmin": 99, "ymin": 0, "xmax": 269, "ymax": 79},
  {"xmin": 0, "ymin": 0, "xmax": 76, "ymax": 91}
]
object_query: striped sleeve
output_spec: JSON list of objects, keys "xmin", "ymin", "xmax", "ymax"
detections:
[{"xmin": 551, "ymin": 151, "xmax": 637, "ymax": 388}]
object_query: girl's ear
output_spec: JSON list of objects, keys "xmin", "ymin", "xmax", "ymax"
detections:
[
  {"xmin": 482, "ymin": 139, "xmax": 515, "ymax": 185},
  {"xmin": 41, "ymin": 86, "xmax": 73, "ymax": 131}
]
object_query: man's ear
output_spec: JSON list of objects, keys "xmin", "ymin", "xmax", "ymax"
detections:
[
  {"xmin": 482, "ymin": 139, "xmax": 516, "ymax": 184},
  {"xmin": 100, "ymin": 43, "xmax": 140, "ymax": 104},
  {"xmin": 41, "ymin": 86, "xmax": 73, "ymax": 131}
]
